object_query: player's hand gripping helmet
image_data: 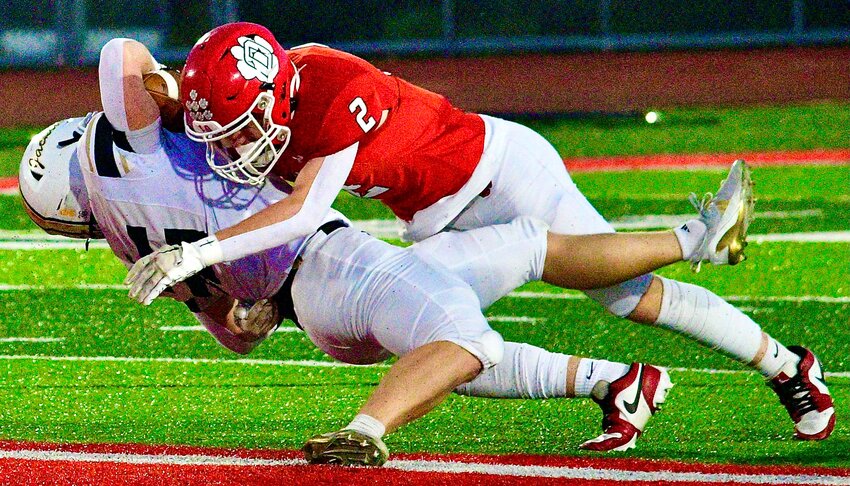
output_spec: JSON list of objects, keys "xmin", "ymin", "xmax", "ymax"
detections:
[
  {"xmin": 18, "ymin": 115, "xmax": 102, "ymax": 239},
  {"xmin": 182, "ymin": 22, "xmax": 299, "ymax": 186}
]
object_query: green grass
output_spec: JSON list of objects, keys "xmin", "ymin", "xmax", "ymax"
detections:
[
  {"xmin": 521, "ymin": 101, "xmax": 850, "ymax": 157},
  {"xmin": 0, "ymin": 105, "xmax": 849, "ymax": 468},
  {"xmin": 0, "ymin": 243, "xmax": 847, "ymax": 464}
]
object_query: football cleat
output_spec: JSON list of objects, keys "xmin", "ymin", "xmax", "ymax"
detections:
[
  {"xmin": 769, "ymin": 346, "xmax": 835, "ymax": 440},
  {"xmin": 688, "ymin": 159, "xmax": 755, "ymax": 272},
  {"xmin": 579, "ymin": 363, "xmax": 673, "ymax": 452},
  {"xmin": 302, "ymin": 429, "xmax": 389, "ymax": 466}
]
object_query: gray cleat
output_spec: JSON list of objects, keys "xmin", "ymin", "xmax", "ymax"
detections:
[
  {"xmin": 302, "ymin": 429, "xmax": 389, "ymax": 466},
  {"xmin": 688, "ymin": 159, "xmax": 755, "ymax": 272}
]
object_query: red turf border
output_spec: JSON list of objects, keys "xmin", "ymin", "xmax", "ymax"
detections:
[
  {"xmin": 563, "ymin": 148, "xmax": 850, "ymax": 172},
  {"xmin": 0, "ymin": 439, "xmax": 848, "ymax": 486}
]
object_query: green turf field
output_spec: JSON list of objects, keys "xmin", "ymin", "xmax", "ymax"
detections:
[{"xmin": 0, "ymin": 102, "xmax": 848, "ymax": 467}]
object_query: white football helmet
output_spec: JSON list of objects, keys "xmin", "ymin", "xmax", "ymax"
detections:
[{"xmin": 18, "ymin": 115, "xmax": 102, "ymax": 239}]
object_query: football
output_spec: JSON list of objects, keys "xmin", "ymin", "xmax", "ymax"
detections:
[{"xmin": 143, "ymin": 68, "xmax": 184, "ymax": 132}]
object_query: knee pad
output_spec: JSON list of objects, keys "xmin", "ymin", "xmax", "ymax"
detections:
[
  {"xmin": 585, "ymin": 273, "xmax": 653, "ymax": 317},
  {"xmin": 478, "ymin": 330, "xmax": 505, "ymax": 367}
]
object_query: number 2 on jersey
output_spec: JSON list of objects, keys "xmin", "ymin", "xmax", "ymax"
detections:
[{"xmin": 348, "ymin": 97, "xmax": 376, "ymax": 133}]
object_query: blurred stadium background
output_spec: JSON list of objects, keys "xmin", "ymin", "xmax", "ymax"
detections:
[{"xmin": 1, "ymin": 0, "xmax": 848, "ymax": 125}]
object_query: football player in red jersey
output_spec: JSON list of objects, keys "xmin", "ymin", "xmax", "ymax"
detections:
[{"xmin": 126, "ymin": 23, "xmax": 834, "ymax": 449}]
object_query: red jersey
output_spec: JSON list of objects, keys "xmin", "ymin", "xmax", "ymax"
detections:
[{"xmin": 277, "ymin": 46, "xmax": 485, "ymax": 222}]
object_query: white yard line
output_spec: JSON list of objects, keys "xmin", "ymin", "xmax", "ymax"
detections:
[
  {"xmin": 0, "ymin": 283, "xmax": 847, "ymax": 304},
  {"xmin": 159, "ymin": 320, "xmax": 538, "ymax": 332},
  {"xmin": 749, "ymin": 231, "xmax": 850, "ymax": 243},
  {"xmin": 0, "ymin": 449, "xmax": 847, "ymax": 484},
  {"xmin": 0, "ymin": 354, "xmax": 368, "ymax": 368},
  {"xmin": 159, "ymin": 325, "xmax": 301, "ymax": 333},
  {"xmin": 507, "ymin": 291, "xmax": 850, "ymax": 303},
  {"xmin": 0, "ymin": 284, "xmax": 126, "ymax": 290},
  {"xmin": 486, "ymin": 316, "xmax": 543, "ymax": 323},
  {"xmin": 610, "ymin": 210, "xmax": 822, "ymax": 231},
  {"xmin": 1, "ymin": 226, "xmax": 849, "ymax": 249},
  {"xmin": 0, "ymin": 353, "xmax": 848, "ymax": 378},
  {"xmin": 0, "ymin": 337, "xmax": 64, "ymax": 343}
]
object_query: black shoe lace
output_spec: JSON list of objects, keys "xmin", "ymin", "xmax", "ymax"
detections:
[{"xmin": 772, "ymin": 374, "xmax": 818, "ymax": 418}]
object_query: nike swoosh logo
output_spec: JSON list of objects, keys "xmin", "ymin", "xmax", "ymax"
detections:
[
  {"xmin": 773, "ymin": 343, "xmax": 779, "ymax": 358},
  {"xmin": 622, "ymin": 365, "xmax": 645, "ymax": 415},
  {"xmin": 586, "ymin": 362, "xmax": 595, "ymax": 380},
  {"xmin": 815, "ymin": 366, "xmax": 826, "ymax": 384}
]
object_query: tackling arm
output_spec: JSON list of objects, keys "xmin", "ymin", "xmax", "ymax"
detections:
[{"xmin": 215, "ymin": 143, "xmax": 357, "ymax": 259}]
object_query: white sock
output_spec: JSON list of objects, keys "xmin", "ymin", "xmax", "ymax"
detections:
[
  {"xmin": 673, "ymin": 219, "xmax": 707, "ymax": 261},
  {"xmin": 454, "ymin": 342, "xmax": 570, "ymax": 399},
  {"xmin": 573, "ymin": 358, "xmax": 631, "ymax": 397},
  {"xmin": 346, "ymin": 414, "xmax": 386, "ymax": 440},
  {"xmin": 656, "ymin": 277, "xmax": 798, "ymax": 378},
  {"xmin": 755, "ymin": 334, "xmax": 801, "ymax": 379}
]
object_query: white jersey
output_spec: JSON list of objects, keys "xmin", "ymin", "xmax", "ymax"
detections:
[{"xmin": 76, "ymin": 111, "xmax": 345, "ymax": 308}]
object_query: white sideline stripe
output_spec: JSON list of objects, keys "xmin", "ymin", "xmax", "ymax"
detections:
[
  {"xmin": 0, "ymin": 337, "xmax": 63, "ymax": 343},
  {"xmin": 158, "ymin": 325, "xmax": 301, "ymax": 333},
  {"xmin": 388, "ymin": 459, "xmax": 850, "ymax": 485},
  {"xmin": 0, "ymin": 450, "xmax": 847, "ymax": 484},
  {"xmin": 0, "ymin": 449, "xmax": 300, "ymax": 467},
  {"xmin": 0, "ymin": 353, "xmax": 849, "ymax": 378}
]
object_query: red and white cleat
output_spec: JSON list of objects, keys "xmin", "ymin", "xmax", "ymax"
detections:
[
  {"xmin": 579, "ymin": 363, "xmax": 673, "ymax": 452},
  {"xmin": 770, "ymin": 346, "xmax": 835, "ymax": 440}
]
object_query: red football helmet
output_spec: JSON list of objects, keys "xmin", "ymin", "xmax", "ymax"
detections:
[{"xmin": 182, "ymin": 22, "xmax": 300, "ymax": 185}]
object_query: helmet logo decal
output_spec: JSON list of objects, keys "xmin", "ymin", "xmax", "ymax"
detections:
[
  {"xmin": 186, "ymin": 89, "xmax": 214, "ymax": 122},
  {"xmin": 28, "ymin": 121, "xmax": 60, "ymax": 181},
  {"xmin": 231, "ymin": 35, "xmax": 279, "ymax": 84}
]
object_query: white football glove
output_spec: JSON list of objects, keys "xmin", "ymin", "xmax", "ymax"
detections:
[
  {"xmin": 233, "ymin": 299, "xmax": 281, "ymax": 342},
  {"xmin": 125, "ymin": 236, "xmax": 223, "ymax": 305}
]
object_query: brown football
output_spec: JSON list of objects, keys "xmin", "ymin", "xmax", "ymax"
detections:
[{"xmin": 143, "ymin": 68, "xmax": 185, "ymax": 132}]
